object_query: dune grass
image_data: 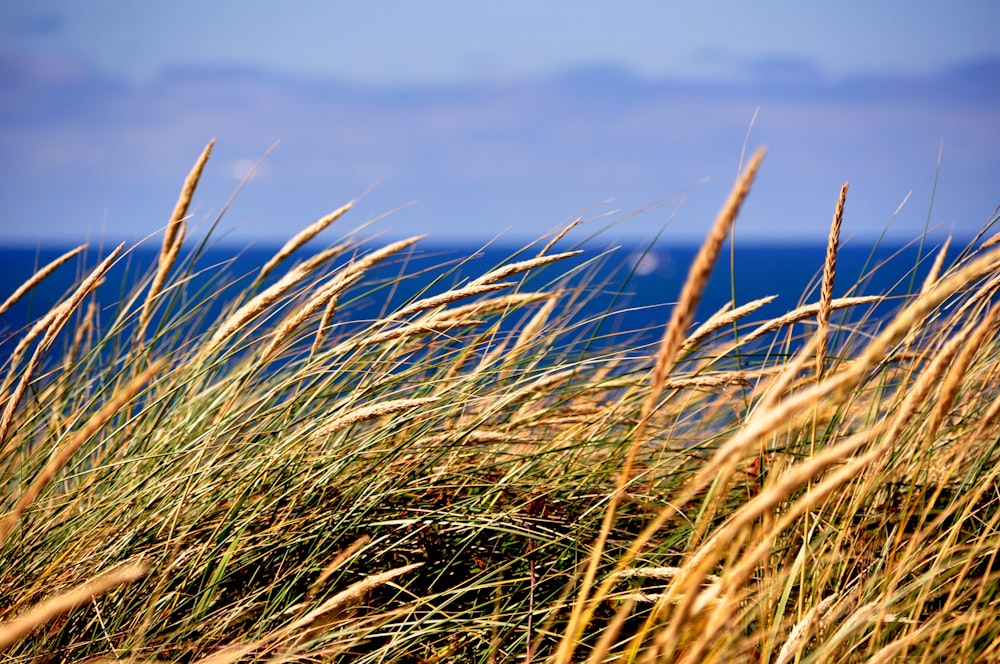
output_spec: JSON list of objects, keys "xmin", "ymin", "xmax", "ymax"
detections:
[{"xmin": 1, "ymin": 143, "xmax": 999, "ymax": 662}]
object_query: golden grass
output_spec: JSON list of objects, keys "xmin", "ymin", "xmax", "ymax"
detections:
[
  {"xmin": 555, "ymin": 147, "xmax": 766, "ymax": 664},
  {"xmin": 2, "ymin": 143, "xmax": 998, "ymax": 662},
  {"xmin": 0, "ymin": 244, "xmax": 88, "ymax": 317},
  {"xmin": 0, "ymin": 359, "xmax": 166, "ymax": 541},
  {"xmin": 817, "ymin": 181, "xmax": 847, "ymax": 378},
  {"xmin": 644, "ymin": 148, "xmax": 767, "ymax": 422},
  {"xmin": 257, "ymin": 200, "xmax": 354, "ymax": 282},
  {"xmin": 138, "ymin": 140, "xmax": 214, "ymax": 340},
  {"xmin": 0, "ymin": 561, "xmax": 149, "ymax": 651}
]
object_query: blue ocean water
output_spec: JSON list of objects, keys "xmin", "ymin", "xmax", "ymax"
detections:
[{"xmin": 0, "ymin": 240, "xmax": 963, "ymax": 364}]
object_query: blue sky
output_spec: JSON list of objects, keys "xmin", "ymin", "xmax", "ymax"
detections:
[{"xmin": 1, "ymin": 1, "xmax": 998, "ymax": 246}]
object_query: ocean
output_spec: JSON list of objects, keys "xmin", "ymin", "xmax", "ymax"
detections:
[{"xmin": 0, "ymin": 240, "xmax": 960, "ymax": 363}]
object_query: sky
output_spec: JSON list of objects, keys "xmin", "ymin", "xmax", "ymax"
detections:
[{"xmin": 1, "ymin": 1, "xmax": 999, "ymax": 247}]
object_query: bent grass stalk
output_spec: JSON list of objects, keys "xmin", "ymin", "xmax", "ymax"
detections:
[
  {"xmin": 3, "ymin": 142, "xmax": 998, "ymax": 662},
  {"xmin": 554, "ymin": 148, "xmax": 766, "ymax": 664},
  {"xmin": 138, "ymin": 140, "xmax": 214, "ymax": 341}
]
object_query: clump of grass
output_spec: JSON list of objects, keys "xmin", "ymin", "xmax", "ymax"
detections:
[{"xmin": 1, "ymin": 142, "xmax": 999, "ymax": 663}]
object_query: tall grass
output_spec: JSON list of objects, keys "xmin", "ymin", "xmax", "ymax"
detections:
[{"xmin": 1, "ymin": 143, "xmax": 999, "ymax": 662}]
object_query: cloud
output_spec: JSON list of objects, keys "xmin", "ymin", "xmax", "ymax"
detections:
[{"xmin": 0, "ymin": 55, "xmax": 997, "ymax": 246}]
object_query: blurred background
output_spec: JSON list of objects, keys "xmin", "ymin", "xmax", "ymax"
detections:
[{"xmin": 1, "ymin": 0, "xmax": 998, "ymax": 248}]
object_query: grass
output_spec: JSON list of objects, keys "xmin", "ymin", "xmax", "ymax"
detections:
[{"xmin": 1, "ymin": 141, "xmax": 999, "ymax": 662}]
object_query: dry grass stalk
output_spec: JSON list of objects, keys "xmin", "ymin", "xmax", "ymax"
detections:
[
  {"xmin": 258, "ymin": 200, "xmax": 354, "ymax": 282},
  {"xmin": 753, "ymin": 339, "xmax": 828, "ymax": 427},
  {"xmin": 655, "ymin": 424, "xmax": 887, "ymax": 658},
  {"xmin": 695, "ymin": 423, "xmax": 883, "ymax": 575},
  {"xmin": 713, "ymin": 328, "xmax": 970, "ymax": 621},
  {"xmin": 475, "ymin": 338, "xmax": 510, "ymax": 375},
  {"xmin": 64, "ymin": 300, "xmax": 98, "ymax": 372},
  {"xmin": 493, "ymin": 368, "xmax": 576, "ymax": 414},
  {"xmin": 424, "ymin": 292, "xmax": 551, "ymax": 326},
  {"xmin": 339, "ymin": 235, "xmax": 426, "ymax": 278},
  {"xmin": 2, "ymin": 302, "xmax": 70, "ymax": 388},
  {"xmin": 193, "ymin": 563, "xmax": 423, "ymax": 664},
  {"xmin": 774, "ymin": 594, "xmax": 841, "ymax": 664},
  {"xmin": 289, "ymin": 562, "xmax": 423, "ymax": 633},
  {"xmin": 540, "ymin": 217, "xmax": 581, "ymax": 256},
  {"xmin": 585, "ymin": 596, "xmax": 636, "ymax": 664},
  {"xmin": 311, "ymin": 295, "xmax": 340, "ymax": 355},
  {"xmin": 418, "ymin": 430, "xmax": 521, "ymax": 447},
  {"xmin": 314, "ymin": 397, "xmax": 437, "ymax": 437},
  {"xmin": 942, "ymin": 270, "xmax": 1000, "ymax": 331},
  {"xmin": 849, "ymin": 321, "xmax": 972, "ymax": 499},
  {"xmin": 512, "ymin": 295, "xmax": 558, "ymax": 355},
  {"xmin": 729, "ymin": 296, "xmax": 882, "ymax": 352},
  {"xmin": 638, "ymin": 148, "xmax": 766, "ymax": 437},
  {"xmin": 0, "ymin": 244, "xmax": 87, "ymax": 317},
  {"xmin": 0, "ymin": 560, "xmax": 149, "ymax": 651},
  {"xmin": 920, "ymin": 236, "xmax": 952, "ymax": 294},
  {"xmin": 263, "ymin": 272, "xmax": 363, "ymax": 358},
  {"xmin": 138, "ymin": 140, "xmax": 214, "ymax": 337},
  {"xmin": 0, "ymin": 359, "xmax": 166, "ymax": 542},
  {"xmin": 276, "ymin": 235, "xmax": 426, "ymax": 352},
  {"xmin": 328, "ymin": 318, "xmax": 483, "ymax": 357},
  {"xmin": 573, "ymin": 342, "xmax": 827, "ymax": 629},
  {"xmin": 468, "ymin": 250, "xmax": 581, "ymax": 287},
  {"xmin": 0, "ymin": 308, "xmax": 65, "ymax": 454},
  {"xmin": 205, "ymin": 246, "xmax": 346, "ymax": 356},
  {"xmin": 664, "ymin": 372, "xmax": 758, "ymax": 390},
  {"xmin": 825, "ymin": 601, "xmax": 917, "ymax": 655},
  {"xmin": 680, "ymin": 295, "xmax": 777, "ymax": 355},
  {"xmin": 164, "ymin": 140, "xmax": 214, "ymax": 256},
  {"xmin": 206, "ymin": 269, "xmax": 311, "ymax": 356},
  {"xmin": 307, "ymin": 535, "xmax": 372, "ymax": 600},
  {"xmin": 924, "ymin": 303, "xmax": 998, "ymax": 442},
  {"xmin": 222, "ymin": 237, "xmax": 424, "ymax": 357},
  {"xmin": 818, "ymin": 182, "xmax": 848, "ymax": 378},
  {"xmin": 384, "ymin": 282, "xmax": 512, "ymax": 324},
  {"xmin": 0, "ymin": 245, "xmax": 123, "ymax": 449},
  {"xmin": 554, "ymin": 149, "xmax": 766, "ymax": 664},
  {"xmin": 577, "ymin": 342, "xmax": 841, "ymax": 650},
  {"xmin": 855, "ymin": 244, "xmax": 1000, "ymax": 371},
  {"xmin": 298, "ymin": 241, "xmax": 354, "ymax": 274},
  {"xmin": 297, "ymin": 243, "xmax": 356, "ymax": 353},
  {"xmin": 255, "ymin": 244, "xmax": 360, "ymax": 356},
  {"xmin": 682, "ymin": 339, "xmax": 853, "ymax": 508},
  {"xmin": 615, "ymin": 567, "xmax": 720, "ymax": 583},
  {"xmin": 980, "ymin": 231, "xmax": 1000, "ymax": 250}
]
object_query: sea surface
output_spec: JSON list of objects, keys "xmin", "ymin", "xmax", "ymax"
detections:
[{"xmin": 0, "ymin": 240, "xmax": 964, "ymax": 365}]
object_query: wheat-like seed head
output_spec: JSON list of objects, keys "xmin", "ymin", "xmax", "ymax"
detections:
[
  {"xmin": 923, "ymin": 304, "xmax": 997, "ymax": 445},
  {"xmin": 642, "ymin": 148, "xmax": 766, "ymax": 424},
  {"xmin": 206, "ymin": 262, "xmax": 316, "ymax": 355},
  {"xmin": 680, "ymin": 295, "xmax": 777, "ymax": 355},
  {"xmin": 0, "ymin": 244, "xmax": 87, "ymax": 317},
  {"xmin": 0, "ymin": 359, "xmax": 165, "ymax": 542},
  {"xmin": 469, "ymin": 250, "xmax": 581, "ymax": 287},
  {"xmin": 724, "ymin": 296, "xmax": 882, "ymax": 353},
  {"xmin": 328, "ymin": 318, "xmax": 484, "ymax": 357},
  {"xmin": 775, "ymin": 595, "xmax": 841, "ymax": 664},
  {"xmin": 818, "ymin": 182, "xmax": 848, "ymax": 377},
  {"xmin": 313, "ymin": 397, "xmax": 437, "ymax": 437},
  {"xmin": 920, "ymin": 236, "xmax": 952, "ymax": 294},
  {"xmin": 539, "ymin": 217, "xmax": 582, "ymax": 256},
  {"xmin": 384, "ymin": 282, "xmax": 513, "ymax": 324},
  {"xmin": 0, "ymin": 561, "xmax": 149, "ymax": 650},
  {"xmin": 258, "ymin": 200, "xmax": 354, "ymax": 282},
  {"xmin": 510, "ymin": 294, "xmax": 559, "ymax": 361},
  {"xmin": 0, "ymin": 244, "xmax": 123, "ymax": 447},
  {"xmin": 139, "ymin": 140, "xmax": 214, "ymax": 336}
]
